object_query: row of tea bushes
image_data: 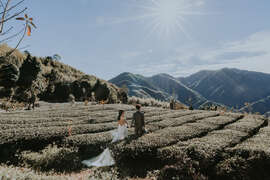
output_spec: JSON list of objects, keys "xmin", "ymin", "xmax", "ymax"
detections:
[
  {"xmin": 146, "ymin": 112, "xmax": 220, "ymax": 131},
  {"xmin": 156, "ymin": 115, "xmax": 268, "ymax": 179},
  {"xmin": 0, "ymin": 122, "xmax": 120, "ymax": 145},
  {"xmin": 111, "ymin": 113, "xmax": 235, "ymax": 161},
  {"xmin": 217, "ymin": 125, "xmax": 270, "ymax": 180}
]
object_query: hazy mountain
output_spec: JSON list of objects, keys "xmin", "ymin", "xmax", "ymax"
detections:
[
  {"xmin": 108, "ymin": 72, "xmax": 168, "ymax": 100},
  {"xmin": 148, "ymin": 74, "xmax": 207, "ymax": 107},
  {"xmin": 179, "ymin": 68, "xmax": 270, "ymax": 108},
  {"xmin": 109, "ymin": 72, "xmax": 208, "ymax": 108}
]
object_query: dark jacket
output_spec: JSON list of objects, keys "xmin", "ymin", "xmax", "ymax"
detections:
[{"xmin": 132, "ymin": 111, "xmax": 145, "ymax": 129}]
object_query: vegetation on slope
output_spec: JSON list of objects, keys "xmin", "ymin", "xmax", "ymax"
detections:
[{"xmin": 0, "ymin": 45, "xmax": 126, "ymax": 103}]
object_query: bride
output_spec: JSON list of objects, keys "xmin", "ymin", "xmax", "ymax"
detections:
[{"xmin": 82, "ymin": 110, "xmax": 128, "ymax": 167}]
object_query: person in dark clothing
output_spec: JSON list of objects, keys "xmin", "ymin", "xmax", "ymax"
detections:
[
  {"xmin": 131, "ymin": 104, "xmax": 145, "ymax": 137},
  {"xmin": 27, "ymin": 90, "xmax": 36, "ymax": 110}
]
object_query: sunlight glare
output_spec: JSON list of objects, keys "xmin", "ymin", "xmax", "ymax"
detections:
[{"xmin": 144, "ymin": 0, "xmax": 201, "ymax": 38}]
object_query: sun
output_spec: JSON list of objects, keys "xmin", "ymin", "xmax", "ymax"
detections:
[
  {"xmin": 139, "ymin": 0, "xmax": 204, "ymax": 38},
  {"xmin": 102, "ymin": 0, "xmax": 205, "ymax": 39}
]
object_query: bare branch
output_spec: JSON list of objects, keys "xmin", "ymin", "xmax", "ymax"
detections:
[
  {"xmin": 0, "ymin": 1, "xmax": 4, "ymax": 9},
  {"xmin": 0, "ymin": 0, "xmax": 25, "ymax": 16},
  {"xmin": 18, "ymin": 44, "xmax": 30, "ymax": 50},
  {"xmin": 0, "ymin": 0, "xmax": 11, "ymax": 33},
  {"xmin": 0, "ymin": 7, "xmax": 27, "ymax": 24},
  {"xmin": 5, "ymin": 22, "xmax": 27, "ymax": 57},
  {"xmin": 0, "ymin": 27, "xmax": 23, "ymax": 43},
  {"xmin": 0, "ymin": 25, "xmax": 13, "ymax": 35}
]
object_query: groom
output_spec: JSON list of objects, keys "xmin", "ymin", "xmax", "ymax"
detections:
[{"xmin": 131, "ymin": 104, "xmax": 145, "ymax": 137}]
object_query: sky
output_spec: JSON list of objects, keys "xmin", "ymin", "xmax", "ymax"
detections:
[{"xmin": 6, "ymin": 0, "xmax": 270, "ymax": 80}]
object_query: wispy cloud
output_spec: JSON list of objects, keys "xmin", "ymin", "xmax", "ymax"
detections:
[{"xmin": 133, "ymin": 30, "xmax": 270, "ymax": 77}]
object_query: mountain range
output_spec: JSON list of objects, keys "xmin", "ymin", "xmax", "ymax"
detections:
[
  {"xmin": 110, "ymin": 72, "xmax": 219, "ymax": 109},
  {"xmin": 109, "ymin": 68, "xmax": 270, "ymax": 114}
]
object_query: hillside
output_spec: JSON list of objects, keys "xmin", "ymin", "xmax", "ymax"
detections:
[
  {"xmin": 0, "ymin": 44, "xmax": 125, "ymax": 103},
  {"xmin": 148, "ymin": 73, "xmax": 208, "ymax": 107},
  {"xmin": 0, "ymin": 102, "xmax": 269, "ymax": 179},
  {"xmin": 109, "ymin": 72, "xmax": 208, "ymax": 108},
  {"xmin": 240, "ymin": 96, "xmax": 270, "ymax": 115},
  {"xmin": 179, "ymin": 68, "xmax": 270, "ymax": 108},
  {"xmin": 109, "ymin": 72, "xmax": 167, "ymax": 100}
]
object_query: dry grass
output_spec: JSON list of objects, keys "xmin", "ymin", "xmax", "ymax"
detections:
[{"xmin": 128, "ymin": 96, "xmax": 169, "ymax": 108}]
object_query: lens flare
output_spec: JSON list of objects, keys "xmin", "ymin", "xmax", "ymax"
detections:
[
  {"xmin": 101, "ymin": 0, "xmax": 205, "ymax": 39},
  {"xmin": 142, "ymin": 0, "xmax": 204, "ymax": 38}
]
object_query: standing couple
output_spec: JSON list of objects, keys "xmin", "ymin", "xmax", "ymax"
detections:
[{"xmin": 82, "ymin": 104, "xmax": 145, "ymax": 167}]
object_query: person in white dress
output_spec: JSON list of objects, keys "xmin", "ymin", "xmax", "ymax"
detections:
[{"xmin": 82, "ymin": 110, "xmax": 128, "ymax": 167}]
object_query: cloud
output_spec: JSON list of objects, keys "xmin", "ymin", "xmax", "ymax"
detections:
[
  {"xmin": 133, "ymin": 30, "xmax": 270, "ymax": 77},
  {"xmin": 120, "ymin": 51, "xmax": 142, "ymax": 60},
  {"xmin": 215, "ymin": 51, "xmax": 266, "ymax": 61}
]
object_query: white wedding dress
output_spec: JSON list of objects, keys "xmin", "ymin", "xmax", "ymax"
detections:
[{"xmin": 82, "ymin": 124, "xmax": 128, "ymax": 167}]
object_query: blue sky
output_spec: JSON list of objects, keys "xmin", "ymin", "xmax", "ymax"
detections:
[{"xmin": 8, "ymin": 0, "xmax": 270, "ymax": 80}]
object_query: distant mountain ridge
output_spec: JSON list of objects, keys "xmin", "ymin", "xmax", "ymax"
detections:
[
  {"xmin": 110, "ymin": 68, "xmax": 270, "ymax": 114},
  {"xmin": 179, "ymin": 68, "xmax": 270, "ymax": 110},
  {"xmin": 109, "ymin": 72, "xmax": 210, "ymax": 108}
]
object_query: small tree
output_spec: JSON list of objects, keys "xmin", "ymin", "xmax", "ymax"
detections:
[
  {"xmin": 52, "ymin": 54, "xmax": 61, "ymax": 61},
  {"xmin": 121, "ymin": 84, "xmax": 128, "ymax": 94},
  {"xmin": 17, "ymin": 53, "xmax": 41, "ymax": 88},
  {"xmin": 119, "ymin": 84, "xmax": 128, "ymax": 104},
  {"xmin": 187, "ymin": 97, "xmax": 193, "ymax": 110},
  {"xmin": 244, "ymin": 102, "xmax": 252, "ymax": 114}
]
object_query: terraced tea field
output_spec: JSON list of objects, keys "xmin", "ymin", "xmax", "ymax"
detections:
[{"xmin": 0, "ymin": 102, "xmax": 269, "ymax": 179}]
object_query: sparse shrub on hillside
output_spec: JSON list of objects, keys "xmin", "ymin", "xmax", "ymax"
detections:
[
  {"xmin": 0, "ymin": 44, "xmax": 26, "ymax": 65},
  {"xmin": 48, "ymin": 69, "xmax": 63, "ymax": 83},
  {"xmin": 119, "ymin": 84, "xmax": 129, "ymax": 104},
  {"xmin": 128, "ymin": 96, "xmax": 169, "ymax": 108},
  {"xmin": 0, "ymin": 45, "xmax": 124, "ymax": 103}
]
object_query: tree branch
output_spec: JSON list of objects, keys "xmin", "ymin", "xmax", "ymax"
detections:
[
  {"xmin": 0, "ymin": 25, "xmax": 13, "ymax": 35},
  {"xmin": 0, "ymin": 26, "xmax": 23, "ymax": 43},
  {"xmin": 0, "ymin": 0, "xmax": 25, "ymax": 15},
  {"xmin": 0, "ymin": 0, "xmax": 11, "ymax": 33},
  {"xmin": 0, "ymin": 1, "xmax": 4, "ymax": 9},
  {"xmin": 0, "ymin": 6, "xmax": 27, "ymax": 24},
  {"xmin": 18, "ymin": 44, "xmax": 29, "ymax": 50},
  {"xmin": 5, "ymin": 22, "xmax": 27, "ymax": 57}
]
